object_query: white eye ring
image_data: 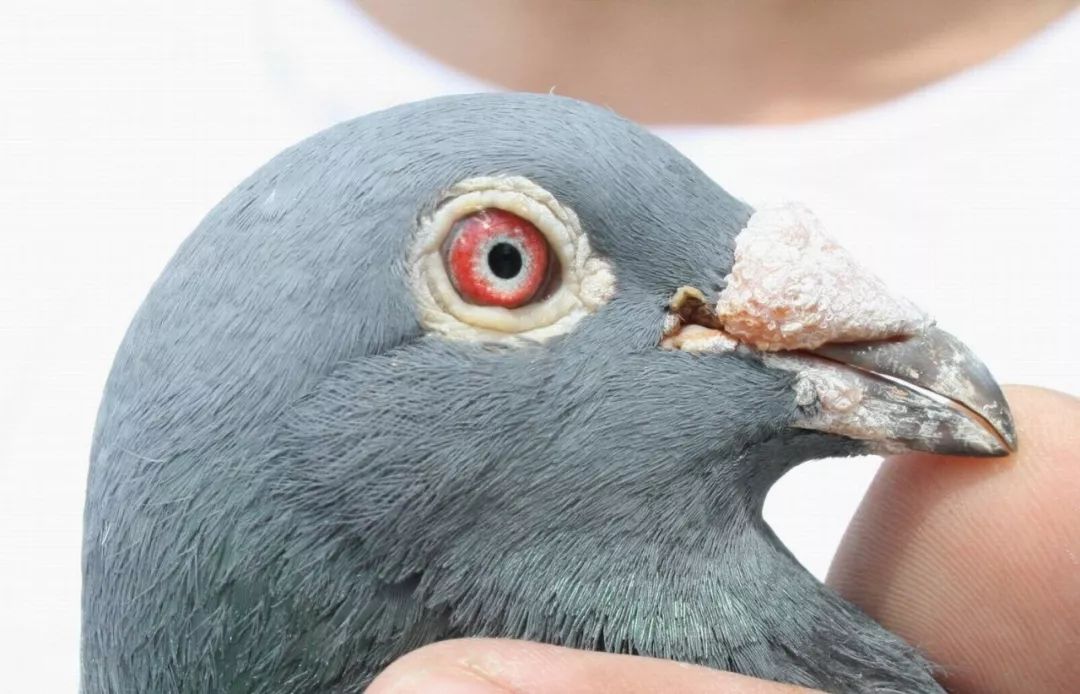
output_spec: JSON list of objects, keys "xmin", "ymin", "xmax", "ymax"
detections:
[{"xmin": 410, "ymin": 176, "xmax": 615, "ymax": 343}]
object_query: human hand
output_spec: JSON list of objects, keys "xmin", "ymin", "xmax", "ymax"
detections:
[{"xmin": 369, "ymin": 387, "xmax": 1079, "ymax": 693}]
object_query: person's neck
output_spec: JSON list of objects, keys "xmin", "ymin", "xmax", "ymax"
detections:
[{"xmin": 357, "ymin": 0, "xmax": 1075, "ymax": 125}]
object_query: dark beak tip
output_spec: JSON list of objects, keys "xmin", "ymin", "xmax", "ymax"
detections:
[
  {"xmin": 982, "ymin": 387, "xmax": 1019, "ymax": 453},
  {"xmin": 1000, "ymin": 419, "xmax": 1019, "ymax": 453},
  {"xmin": 981, "ymin": 437, "xmax": 1014, "ymax": 458}
]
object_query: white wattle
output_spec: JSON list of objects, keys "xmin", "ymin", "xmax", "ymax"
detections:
[{"xmin": 716, "ymin": 203, "xmax": 931, "ymax": 351}]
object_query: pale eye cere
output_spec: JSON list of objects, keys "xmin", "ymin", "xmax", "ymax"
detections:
[{"xmin": 410, "ymin": 176, "xmax": 614, "ymax": 343}]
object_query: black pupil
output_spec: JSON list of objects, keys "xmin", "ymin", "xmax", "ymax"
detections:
[{"xmin": 488, "ymin": 242, "xmax": 522, "ymax": 279}]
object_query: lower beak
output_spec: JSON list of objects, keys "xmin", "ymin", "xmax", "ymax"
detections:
[{"xmin": 664, "ymin": 203, "xmax": 1017, "ymax": 458}]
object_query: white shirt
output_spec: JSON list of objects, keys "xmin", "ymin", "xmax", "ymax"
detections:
[{"xmin": 2, "ymin": 1, "xmax": 1077, "ymax": 689}]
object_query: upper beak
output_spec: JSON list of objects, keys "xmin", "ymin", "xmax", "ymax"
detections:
[{"xmin": 663, "ymin": 203, "xmax": 1017, "ymax": 457}]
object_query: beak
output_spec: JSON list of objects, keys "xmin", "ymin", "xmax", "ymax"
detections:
[
  {"xmin": 768, "ymin": 328, "xmax": 1016, "ymax": 456},
  {"xmin": 663, "ymin": 203, "xmax": 1017, "ymax": 457}
]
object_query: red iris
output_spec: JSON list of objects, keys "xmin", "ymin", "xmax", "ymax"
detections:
[{"xmin": 444, "ymin": 208, "xmax": 552, "ymax": 307}]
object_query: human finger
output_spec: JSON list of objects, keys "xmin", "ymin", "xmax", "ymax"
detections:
[
  {"xmin": 367, "ymin": 637, "xmax": 818, "ymax": 694},
  {"xmin": 828, "ymin": 386, "xmax": 1080, "ymax": 693}
]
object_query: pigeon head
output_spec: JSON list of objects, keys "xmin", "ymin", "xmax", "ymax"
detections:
[{"xmin": 83, "ymin": 94, "xmax": 1015, "ymax": 692}]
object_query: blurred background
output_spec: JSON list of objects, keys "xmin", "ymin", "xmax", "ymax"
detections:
[{"xmin": 2, "ymin": 1, "xmax": 1078, "ymax": 690}]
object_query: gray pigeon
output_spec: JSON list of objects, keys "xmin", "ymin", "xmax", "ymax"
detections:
[{"xmin": 82, "ymin": 93, "xmax": 1016, "ymax": 693}]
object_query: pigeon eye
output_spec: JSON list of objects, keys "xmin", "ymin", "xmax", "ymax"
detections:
[
  {"xmin": 410, "ymin": 176, "xmax": 615, "ymax": 343},
  {"xmin": 443, "ymin": 208, "xmax": 556, "ymax": 308}
]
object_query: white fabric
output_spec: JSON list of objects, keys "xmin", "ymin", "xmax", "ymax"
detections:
[{"xmin": 2, "ymin": 1, "xmax": 1078, "ymax": 689}]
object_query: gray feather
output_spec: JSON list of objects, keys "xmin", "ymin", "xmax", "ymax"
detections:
[{"xmin": 83, "ymin": 93, "xmax": 942, "ymax": 693}]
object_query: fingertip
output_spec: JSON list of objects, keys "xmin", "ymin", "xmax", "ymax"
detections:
[
  {"xmin": 367, "ymin": 638, "xmax": 817, "ymax": 694},
  {"xmin": 998, "ymin": 385, "xmax": 1079, "ymax": 463},
  {"xmin": 367, "ymin": 640, "xmax": 514, "ymax": 694},
  {"xmin": 828, "ymin": 385, "xmax": 1080, "ymax": 693}
]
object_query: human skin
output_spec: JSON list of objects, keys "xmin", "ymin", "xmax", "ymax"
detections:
[
  {"xmin": 358, "ymin": 0, "xmax": 1077, "ymax": 124},
  {"xmin": 369, "ymin": 387, "xmax": 1080, "ymax": 693}
]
